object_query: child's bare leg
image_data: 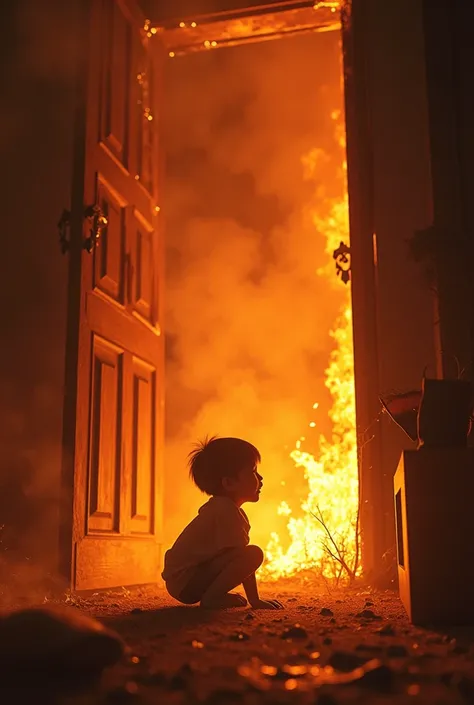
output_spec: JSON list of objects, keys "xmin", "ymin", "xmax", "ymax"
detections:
[{"xmin": 200, "ymin": 545, "xmax": 264, "ymax": 608}]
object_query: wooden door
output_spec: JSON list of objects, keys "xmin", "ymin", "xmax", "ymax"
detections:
[{"xmin": 61, "ymin": 0, "xmax": 164, "ymax": 591}]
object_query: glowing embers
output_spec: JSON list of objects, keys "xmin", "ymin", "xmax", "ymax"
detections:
[{"xmin": 238, "ymin": 656, "xmax": 387, "ymax": 692}]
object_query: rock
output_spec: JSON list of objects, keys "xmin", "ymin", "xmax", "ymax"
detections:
[
  {"xmin": 328, "ymin": 651, "xmax": 369, "ymax": 672},
  {"xmin": 245, "ymin": 613, "xmax": 255, "ymax": 621},
  {"xmin": 386, "ymin": 644, "xmax": 408, "ymax": 658},
  {"xmin": 356, "ymin": 609, "xmax": 382, "ymax": 620},
  {"xmin": 131, "ymin": 608, "xmax": 143, "ymax": 614},
  {"xmin": 364, "ymin": 600, "xmax": 374, "ymax": 607},
  {"xmin": 323, "ymin": 637, "xmax": 332, "ymax": 645},
  {"xmin": 281, "ymin": 624, "xmax": 308, "ymax": 640},
  {"xmin": 357, "ymin": 663, "xmax": 394, "ymax": 692},
  {"xmin": 287, "ymin": 597, "xmax": 297, "ymax": 602},
  {"xmin": 0, "ymin": 605, "xmax": 124, "ymax": 674},
  {"xmin": 377, "ymin": 624, "xmax": 395, "ymax": 636},
  {"xmin": 320, "ymin": 608, "xmax": 333, "ymax": 617}
]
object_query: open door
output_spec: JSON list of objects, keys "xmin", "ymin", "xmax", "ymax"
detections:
[
  {"xmin": 148, "ymin": 0, "xmax": 381, "ymax": 577},
  {"xmin": 61, "ymin": 0, "xmax": 164, "ymax": 591}
]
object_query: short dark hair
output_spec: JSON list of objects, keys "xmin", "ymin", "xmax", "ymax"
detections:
[{"xmin": 188, "ymin": 436, "xmax": 261, "ymax": 496}]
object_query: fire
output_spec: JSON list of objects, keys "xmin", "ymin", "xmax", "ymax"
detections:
[{"xmin": 262, "ymin": 109, "xmax": 360, "ymax": 582}]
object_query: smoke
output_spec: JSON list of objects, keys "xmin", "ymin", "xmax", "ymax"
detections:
[
  {"xmin": 0, "ymin": 0, "xmax": 77, "ymax": 596},
  {"xmin": 163, "ymin": 31, "xmax": 348, "ymax": 549}
]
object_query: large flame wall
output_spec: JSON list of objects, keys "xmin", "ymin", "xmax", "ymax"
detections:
[{"xmin": 163, "ymin": 29, "xmax": 357, "ymax": 579}]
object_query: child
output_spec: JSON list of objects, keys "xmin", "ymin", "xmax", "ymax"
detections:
[{"xmin": 162, "ymin": 436, "xmax": 283, "ymax": 610}]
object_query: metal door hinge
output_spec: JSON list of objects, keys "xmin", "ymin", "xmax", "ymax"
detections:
[{"xmin": 333, "ymin": 241, "xmax": 351, "ymax": 284}]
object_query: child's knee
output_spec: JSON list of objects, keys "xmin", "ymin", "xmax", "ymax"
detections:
[{"xmin": 245, "ymin": 544, "xmax": 264, "ymax": 571}]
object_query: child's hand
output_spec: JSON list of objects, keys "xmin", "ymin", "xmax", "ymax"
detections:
[{"xmin": 250, "ymin": 598, "xmax": 284, "ymax": 610}]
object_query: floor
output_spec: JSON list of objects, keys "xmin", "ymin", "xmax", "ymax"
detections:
[{"xmin": 1, "ymin": 580, "xmax": 474, "ymax": 704}]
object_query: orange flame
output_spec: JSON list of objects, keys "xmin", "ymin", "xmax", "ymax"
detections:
[{"xmin": 262, "ymin": 109, "xmax": 359, "ymax": 581}]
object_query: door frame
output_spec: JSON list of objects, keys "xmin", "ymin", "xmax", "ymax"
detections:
[
  {"xmin": 340, "ymin": 0, "xmax": 383, "ymax": 580},
  {"xmin": 148, "ymin": 0, "xmax": 382, "ymax": 578}
]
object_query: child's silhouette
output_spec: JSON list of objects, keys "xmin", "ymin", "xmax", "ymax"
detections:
[{"xmin": 162, "ymin": 436, "xmax": 283, "ymax": 610}]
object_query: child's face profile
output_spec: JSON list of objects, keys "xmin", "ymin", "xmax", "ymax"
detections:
[{"xmin": 222, "ymin": 463, "xmax": 263, "ymax": 505}]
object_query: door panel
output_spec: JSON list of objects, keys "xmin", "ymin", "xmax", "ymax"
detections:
[
  {"xmin": 130, "ymin": 209, "xmax": 156, "ymax": 325},
  {"xmin": 94, "ymin": 180, "xmax": 127, "ymax": 302},
  {"xmin": 88, "ymin": 336, "xmax": 123, "ymax": 534},
  {"xmin": 130, "ymin": 356, "xmax": 155, "ymax": 534},
  {"xmin": 100, "ymin": 0, "xmax": 132, "ymax": 163},
  {"xmin": 62, "ymin": 0, "xmax": 164, "ymax": 591}
]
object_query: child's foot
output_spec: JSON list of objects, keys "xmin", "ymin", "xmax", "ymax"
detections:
[{"xmin": 200, "ymin": 592, "xmax": 247, "ymax": 609}]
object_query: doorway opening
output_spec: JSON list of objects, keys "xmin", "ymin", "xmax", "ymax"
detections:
[{"xmin": 162, "ymin": 25, "xmax": 359, "ymax": 583}]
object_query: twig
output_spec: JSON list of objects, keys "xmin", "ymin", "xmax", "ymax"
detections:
[{"xmin": 311, "ymin": 506, "xmax": 356, "ymax": 581}]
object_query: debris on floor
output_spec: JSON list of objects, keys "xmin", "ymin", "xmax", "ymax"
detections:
[{"xmin": 1, "ymin": 581, "xmax": 474, "ymax": 704}]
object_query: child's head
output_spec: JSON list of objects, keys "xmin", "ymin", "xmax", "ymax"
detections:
[{"xmin": 188, "ymin": 436, "xmax": 263, "ymax": 505}]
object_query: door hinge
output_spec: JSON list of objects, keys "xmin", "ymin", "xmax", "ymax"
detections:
[{"xmin": 333, "ymin": 241, "xmax": 351, "ymax": 284}]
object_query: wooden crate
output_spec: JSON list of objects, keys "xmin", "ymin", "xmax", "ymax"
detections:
[{"xmin": 394, "ymin": 448, "xmax": 474, "ymax": 626}]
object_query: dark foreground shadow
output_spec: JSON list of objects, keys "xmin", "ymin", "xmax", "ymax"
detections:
[
  {"xmin": 434, "ymin": 625, "xmax": 474, "ymax": 647},
  {"xmin": 103, "ymin": 603, "xmax": 233, "ymax": 636},
  {"xmin": 0, "ymin": 671, "xmax": 102, "ymax": 705}
]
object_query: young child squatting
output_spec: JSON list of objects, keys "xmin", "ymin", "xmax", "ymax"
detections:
[{"xmin": 162, "ymin": 436, "xmax": 283, "ymax": 610}]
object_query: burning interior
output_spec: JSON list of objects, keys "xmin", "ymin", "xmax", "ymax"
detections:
[{"xmin": 162, "ymin": 19, "xmax": 359, "ymax": 583}]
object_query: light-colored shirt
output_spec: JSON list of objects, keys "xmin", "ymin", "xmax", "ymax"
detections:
[{"xmin": 161, "ymin": 496, "xmax": 250, "ymax": 597}]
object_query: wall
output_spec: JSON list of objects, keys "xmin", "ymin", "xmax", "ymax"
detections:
[
  {"xmin": 356, "ymin": 0, "xmax": 436, "ymax": 580},
  {"xmin": 0, "ymin": 1, "xmax": 76, "ymax": 589}
]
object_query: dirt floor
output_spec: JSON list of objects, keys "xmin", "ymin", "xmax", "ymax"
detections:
[{"xmin": 2, "ymin": 580, "xmax": 474, "ymax": 705}]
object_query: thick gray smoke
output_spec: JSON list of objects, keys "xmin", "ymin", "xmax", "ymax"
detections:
[{"xmin": 163, "ymin": 31, "xmax": 348, "ymax": 549}]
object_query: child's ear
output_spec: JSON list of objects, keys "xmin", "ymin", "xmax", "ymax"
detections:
[{"xmin": 221, "ymin": 476, "xmax": 233, "ymax": 491}]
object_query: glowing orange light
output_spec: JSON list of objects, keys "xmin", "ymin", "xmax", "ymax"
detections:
[{"xmin": 262, "ymin": 105, "xmax": 359, "ymax": 583}]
